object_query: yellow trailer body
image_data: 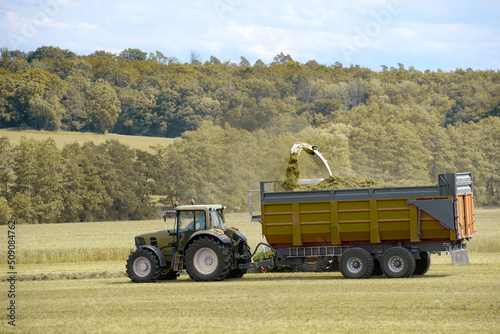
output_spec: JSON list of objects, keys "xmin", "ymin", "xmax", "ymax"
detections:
[{"xmin": 260, "ymin": 173, "xmax": 475, "ymax": 249}]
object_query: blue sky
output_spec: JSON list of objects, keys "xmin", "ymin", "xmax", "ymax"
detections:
[{"xmin": 1, "ymin": 0, "xmax": 499, "ymax": 71}]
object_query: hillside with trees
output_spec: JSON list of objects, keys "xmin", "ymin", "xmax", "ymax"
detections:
[{"xmin": 0, "ymin": 46, "xmax": 498, "ymax": 223}]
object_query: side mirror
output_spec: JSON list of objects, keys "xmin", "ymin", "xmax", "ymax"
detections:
[{"xmin": 162, "ymin": 211, "xmax": 167, "ymax": 222}]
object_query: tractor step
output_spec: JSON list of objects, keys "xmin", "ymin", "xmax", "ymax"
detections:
[{"xmin": 173, "ymin": 252, "xmax": 183, "ymax": 271}]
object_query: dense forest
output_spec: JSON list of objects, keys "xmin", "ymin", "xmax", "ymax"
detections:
[{"xmin": 0, "ymin": 46, "xmax": 499, "ymax": 223}]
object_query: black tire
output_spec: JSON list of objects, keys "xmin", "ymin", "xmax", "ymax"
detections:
[
  {"xmin": 413, "ymin": 251, "xmax": 431, "ymax": 275},
  {"xmin": 298, "ymin": 257, "xmax": 330, "ymax": 272},
  {"xmin": 327, "ymin": 257, "xmax": 340, "ymax": 272},
  {"xmin": 228, "ymin": 241, "xmax": 251, "ymax": 278},
  {"xmin": 185, "ymin": 237, "xmax": 232, "ymax": 281},
  {"xmin": 370, "ymin": 259, "xmax": 384, "ymax": 276},
  {"xmin": 340, "ymin": 248, "xmax": 374, "ymax": 279},
  {"xmin": 380, "ymin": 247, "xmax": 416, "ymax": 278},
  {"xmin": 126, "ymin": 248, "xmax": 162, "ymax": 283}
]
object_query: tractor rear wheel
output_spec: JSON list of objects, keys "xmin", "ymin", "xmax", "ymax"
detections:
[
  {"xmin": 185, "ymin": 237, "xmax": 232, "ymax": 281},
  {"xmin": 126, "ymin": 248, "xmax": 162, "ymax": 283},
  {"xmin": 340, "ymin": 248, "xmax": 374, "ymax": 279},
  {"xmin": 380, "ymin": 247, "xmax": 416, "ymax": 278}
]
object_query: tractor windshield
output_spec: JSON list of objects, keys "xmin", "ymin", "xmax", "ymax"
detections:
[{"xmin": 210, "ymin": 210, "xmax": 224, "ymax": 229}]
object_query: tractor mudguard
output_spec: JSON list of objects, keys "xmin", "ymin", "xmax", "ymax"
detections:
[
  {"xmin": 232, "ymin": 230, "xmax": 248, "ymax": 242},
  {"xmin": 186, "ymin": 231, "xmax": 231, "ymax": 246},
  {"xmin": 138, "ymin": 245, "xmax": 167, "ymax": 267}
]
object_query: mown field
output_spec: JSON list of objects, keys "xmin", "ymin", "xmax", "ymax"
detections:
[
  {"xmin": 0, "ymin": 209, "xmax": 499, "ymax": 333},
  {"xmin": 0, "ymin": 128, "xmax": 176, "ymax": 152}
]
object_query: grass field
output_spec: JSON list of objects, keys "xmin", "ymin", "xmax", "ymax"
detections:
[
  {"xmin": 0, "ymin": 209, "xmax": 499, "ymax": 333},
  {"xmin": 0, "ymin": 128, "xmax": 176, "ymax": 152}
]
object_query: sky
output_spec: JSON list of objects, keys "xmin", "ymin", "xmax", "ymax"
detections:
[{"xmin": 1, "ymin": 0, "xmax": 499, "ymax": 71}]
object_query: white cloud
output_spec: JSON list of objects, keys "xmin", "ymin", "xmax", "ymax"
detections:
[
  {"xmin": 388, "ymin": 27, "xmax": 417, "ymax": 38},
  {"xmin": 0, "ymin": 0, "xmax": 498, "ymax": 70},
  {"xmin": 76, "ymin": 22, "xmax": 98, "ymax": 30}
]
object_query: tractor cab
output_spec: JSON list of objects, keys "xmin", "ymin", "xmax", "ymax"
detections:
[{"xmin": 167, "ymin": 205, "xmax": 226, "ymax": 250}]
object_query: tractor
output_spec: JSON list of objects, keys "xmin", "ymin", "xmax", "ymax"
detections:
[{"xmin": 126, "ymin": 204, "xmax": 251, "ymax": 282}]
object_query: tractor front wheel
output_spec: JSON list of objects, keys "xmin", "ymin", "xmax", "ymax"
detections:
[
  {"xmin": 126, "ymin": 248, "xmax": 162, "ymax": 283},
  {"xmin": 185, "ymin": 237, "xmax": 232, "ymax": 281}
]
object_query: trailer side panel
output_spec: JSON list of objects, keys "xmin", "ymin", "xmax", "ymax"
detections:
[{"xmin": 261, "ymin": 173, "xmax": 475, "ymax": 248}]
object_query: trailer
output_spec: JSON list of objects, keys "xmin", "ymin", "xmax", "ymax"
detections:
[{"xmin": 243, "ymin": 172, "xmax": 475, "ymax": 278}]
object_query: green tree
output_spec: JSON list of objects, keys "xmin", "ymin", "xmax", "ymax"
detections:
[
  {"xmin": 209, "ymin": 56, "xmax": 221, "ymax": 65},
  {"xmin": 27, "ymin": 94, "xmax": 64, "ymax": 130},
  {"xmin": 12, "ymin": 138, "xmax": 64, "ymax": 223},
  {"xmin": 62, "ymin": 75, "xmax": 91, "ymax": 130},
  {"xmin": 27, "ymin": 46, "xmax": 76, "ymax": 62},
  {"xmin": 0, "ymin": 196, "xmax": 12, "ymax": 225},
  {"xmin": 119, "ymin": 48, "xmax": 147, "ymax": 62},
  {"xmin": 239, "ymin": 56, "xmax": 250, "ymax": 66},
  {"xmin": 0, "ymin": 137, "xmax": 13, "ymax": 199},
  {"xmin": 85, "ymin": 78, "xmax": 121, "ymax": 133},
  {"xmin": 273, "ymin": 52, "xmax": 294, "ymax": 64}
]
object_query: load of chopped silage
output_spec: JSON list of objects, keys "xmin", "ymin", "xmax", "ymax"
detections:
[
  {"xmin": 281, "ymin": 153, "xmax": 382, "ymax": 191},
  {"xmin": 282, "ymin": 153, "xmax": 300, "ymax": 191},
  {"xmin": 300, "ymin": 175, "xmax": 382, "ymax": 191}
]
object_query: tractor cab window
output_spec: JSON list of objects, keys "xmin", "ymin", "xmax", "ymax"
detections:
[
  {"xmin": 194, "ymin": 211, "xmax": 206, "ymax": 230},
  {"xmin": 210, "ymin": 210, "xmax": 224, "ymax": 229},
  {"xmin": 178, "ymin": 211, "xmax": 206, "ymax": 232}
]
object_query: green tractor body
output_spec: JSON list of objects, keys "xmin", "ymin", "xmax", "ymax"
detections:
[{"xmin": 126, "ymin": 204, "xmax": 251, "ymax": 282}]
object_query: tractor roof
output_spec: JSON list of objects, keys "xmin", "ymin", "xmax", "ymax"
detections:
[{"xmin": 176, "ymin": 204, "xmax": 224, "ymax": 211}]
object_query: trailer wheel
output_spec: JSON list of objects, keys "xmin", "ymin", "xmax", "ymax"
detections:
[
  {"xmin": 413, "ymin": 251, "xmax": 431, "ymax": 275},
  {"xmin": 185, "ymin": 237, "xmax": 232, "ymax": 281},
  {"xmin": 126, "ymin": 248, "xmax": 162, "ymax": 283},
  {"xmin": 381, "ymin": 247, "xmax": 416, "ymax": 278},
  {"xmin": 340, "ymin": 248, "xmax": 374, "ymax": 279}
]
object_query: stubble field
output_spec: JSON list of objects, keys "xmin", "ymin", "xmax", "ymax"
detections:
[
  {"xmin": 0, "ymin": 128, "xmax": 176, "ymax": 152},
  {"xmin": 1, "ymin": 209, "xmax": 499, "ymax": 333}
]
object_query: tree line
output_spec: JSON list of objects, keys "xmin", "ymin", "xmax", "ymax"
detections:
[
  {"xmin": 1, "ymin": 114, "xmax": 498, "ymax": 224},
  {"xmin": 1, "ymin": 46, "xmax": 498, "ymax": 137},
  {"xmin": 0, "ymin": 137, "xmax": 158, "ymax": 224}
]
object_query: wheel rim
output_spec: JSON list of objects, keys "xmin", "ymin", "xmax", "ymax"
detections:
[
  {"xmin": 193, "ymin": 247, "xmax": 218, "ymax": 275},
  {"xmin": 347, "ymin": 257, "xmax": 363, "ymax": 273},
  {"xmin": 388, "ymin": 255, "xmax": 405, "ymax": 273},
  {"xmin": 133, "ymin": 257, "xmax": 151, "ymax": 277}
]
